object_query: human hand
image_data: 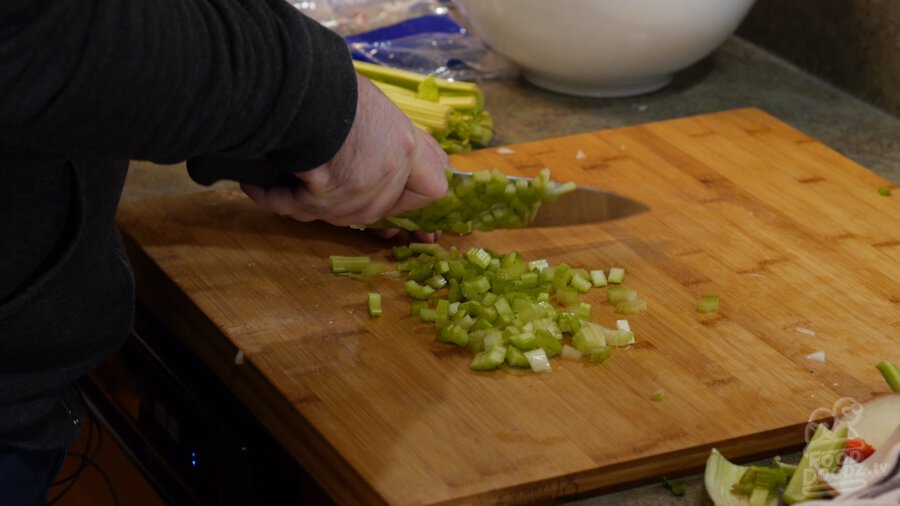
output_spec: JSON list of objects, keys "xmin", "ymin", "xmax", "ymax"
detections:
[{"xmin": 241, "ymin": 73, "xmax": 449, "ymax": 240}]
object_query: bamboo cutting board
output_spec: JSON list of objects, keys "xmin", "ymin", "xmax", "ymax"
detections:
[{"xmin": 117, "ymin": 108, "xmax": 899, "ymax": 505}]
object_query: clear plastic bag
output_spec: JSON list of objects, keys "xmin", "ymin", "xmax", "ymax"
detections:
[
  {"xmin": 289, "ymin": 1, "xmax": 516, "ymax": 80},
  {"xmin": 290, "ymin": 0, "xmax": 448, "ymax": 36}
]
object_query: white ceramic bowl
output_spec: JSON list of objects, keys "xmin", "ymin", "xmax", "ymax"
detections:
[{"xmin": 456, "ymin": 0, "xmax": 757, "ymax": 97}]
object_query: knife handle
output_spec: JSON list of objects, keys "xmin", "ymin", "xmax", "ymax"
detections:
[{"xmin": 186, "ymin": 156, "xmax": 301, "ymax": 189}]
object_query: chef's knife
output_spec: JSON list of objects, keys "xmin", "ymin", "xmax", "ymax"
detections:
[{"xmin": 185, "ymin": 157, "xmax": 649, "ymax": 227}]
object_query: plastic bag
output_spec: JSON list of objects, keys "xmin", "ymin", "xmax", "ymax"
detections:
[
  {"xmin": 289, "ymin": 0, "xmax": 448, "ymax": 36},
  {"xmin": 344, "ymin": 14, "xmax": 515, "ymax": 80},
  {"xmin": 289, "ymin": 1, "xmax": 516, "ymax": 80}
]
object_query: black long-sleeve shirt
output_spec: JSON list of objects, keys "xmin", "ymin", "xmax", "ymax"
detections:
[{"xmin": 0, "ymin": 0, "xmax": 357, "ymax": 449}]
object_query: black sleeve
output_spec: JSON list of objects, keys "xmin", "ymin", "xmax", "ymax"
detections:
[{"xmin": 0, "ymin": 0, "xmax": 358, "ymax": 186}]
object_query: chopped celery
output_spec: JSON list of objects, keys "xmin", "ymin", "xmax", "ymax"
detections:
[
  {"xmin": 588, "ymin": 347, "xmax": 612, "ymax": 363},
  {"xmin": 524, "ymin": 348, "xmax": 552, "ymax": 373},
  {"xmin": 590, "ymin": 269, "xmax": 608, "ymax": 287},
  {"xmin": 608, "ymin": 267, "xmax": 626, "ymax": 284},
  {"xmin": 607, "ymin": 286, "xmax": 637, "ymax": 304},
  {"xmin": 330, "ymin": 255, "xmax": 371, "ymax": 274},
  {"xmin": 616, "ymin": 299, "xmax": 647, "ymax": 314},
  {"xmin": 368, "ymin": 293, "xmax": 382, "ymax": 317},
  {"xmin": 332, "ymin": 242, "xmax": 652, "ymax": 374},
  {"xmin": 471, "ymin": 345, "xmax": 507, "ymax": 371},
  {"xmin": 662, "ymin": 478, "xmax": 685, "ymax": 497},
  {"xmin": 877, "ymin": 185, "xmax": 892, "ymax": 196},
  {"xmin": 505, "ymin": 346, "xmax": 531, "ymax": 368},
  {"xmin": 602, "ymin": 328, "xmax": 635, "ymax": 347},
  {"xmin": 698, "ymin": 295, "xmax": 720, "ymax": 313},
  {"xmin": 650, "ymin": 389, "xmax": 664, "ymax": 402},
  {"xmin": 382, "ymin": 169, "xmax": 577, "ymax": 233},
  {"xmin": 876, "ymin": 360, "xmax": 900, "ymax": 392}
]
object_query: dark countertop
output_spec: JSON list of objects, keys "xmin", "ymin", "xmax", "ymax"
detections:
[{"xmin": 120, "ymin": 35, "xmax": 899, "ymax": 504}]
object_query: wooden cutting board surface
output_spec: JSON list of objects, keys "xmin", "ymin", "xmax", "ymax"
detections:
[{"xmin": 117, "ymin": 108, "xmax": 900, "ymax": 505}]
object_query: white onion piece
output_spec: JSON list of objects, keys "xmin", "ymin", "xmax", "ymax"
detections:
[{"xmin": 806, "ymin": 351, "xmax": 826, "ymax": 363}]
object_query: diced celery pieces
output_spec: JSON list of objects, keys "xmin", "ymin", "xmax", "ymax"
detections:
[
  {"xmin": 426, "ymin": 274, "xmax": 448, "ymax": 290},
  {"xmin": 505, "ymin": 346, "xmax": 531, "ymax": 368},
  {"xmin": 409, "ymin": 301, "xmax": 426, "ymax": 316},
  {"xmin": 470, "ymin": 345, "xmax": 507, "ymax": 371},
  {"xmin": 607, "ymin": 286, "xmax": 637, "ymax": 303},
  {"xmin": 650, "ymin": 389, "xmax": 665, "ymax": 402},
  {"xmin": 509, "ymin": 331, "xmax": 538, "ymax": 351},
  {"xmin": 616, "ymin": 299, "xmax": 647, "ymax": 314},
  {"xmin": 330, "ymin": 255, "xmax": 371, "ymax": 274},
  {"xmin": 572, "ymin": 323, "xmax": 606, "ymax": 353},
  {"xmin": 589, "ymin": 346, "xmax": 612, "ymax": 363},
  {"xmin": 608, "ymin": 267, "xmax": 626, "ymax": 284},
  {"xmin": 570, "ymin": 274, "xmax": 592, "ymax": 293},
  {"xmin": 535, "ymin": 329, "xmax": 562, "ymax": 357},
  {"xmin": 555, "ymin": 286, "xmax": 579, "ymax": 307},
  {"xmin": 404, "ymin": 280, "xmax": 435, "ymax": 301},
  {"xmin": 524, "ymin": 348, "xmax": 552, "ymax": 373},
  {"xmin": 419, "ymin": 307, "xmax": 437, "ymax": 323},
  {"xmin": 528, "ymin": 259, "xmax": 550, "ymax": 272},
  {"xmin": 438, "ymin": 323, "xmax": 468, "ymax": 346},
  {"xmin": 392, "ymin": 245, "xmax": 412, "ymax": 261},
  {"xmin": 698, "ymin": 295, "xmax": 720, "ymax": 312},
  {"xmin": 367, "ymin": 293, "xmax": 382, "ymax": 317},
  {"xmin": 603, "ymin": 328, "xmax": 635, "ymax": 347},
  {"xmin": 590, "ymin": 269, "xmax": 607, "ymax": 287},
  {"xmin": 466, "ymin": 247, "xmax": 493, "ymax": 269}
]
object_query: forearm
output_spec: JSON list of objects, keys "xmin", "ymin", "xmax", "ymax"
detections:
[{"xmin": 0, "ymin": 0, "xmax": 356, "ymax": 173}]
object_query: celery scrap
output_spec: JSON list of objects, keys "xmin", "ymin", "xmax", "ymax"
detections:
[
  {"xmin": 876, "ymin": 360, "xmax": 900, "ymax": 392},
  {"xmin": 663, "ymin": 477, "xmax": 685, "ymax": 497},
  {"xmin": 367, "ymin": 293, "xmax": 382, "ymax": 317},
  {"xmin": 698, "ymin": 295, "xmax": 720, "ymax": 313}
]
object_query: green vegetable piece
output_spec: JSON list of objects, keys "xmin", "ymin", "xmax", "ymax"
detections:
[
  {"xmin": 404, "ymin": 279, "xmax": 435, "ymax": 301},
  {"xmin": 608, "ymin": 267, "xmax": 625, "ymax": 284},
  {"xmin": 590, "ymin": 269, "xmax": 608, "ymax": 287},
  {"xmin": 466, "ymin": 247, "xmax": 493, "ymax": 269},
  {"xmin": 555, "ymin": 286, "xmax": 579, "ymax": 307},
  {"xmin": 877, "ymin": 185, "xmax": 892, "ymax": 196},
  {"xmin": 330, "ymin": 255, "xmax": 371, "ymax": 274},
  {"xmin": 698, "ymin": 295, "xmax": 720, "ymax": 312},
  {"xmin": 438, "ymin": 323, "xmax": 468, "ymax": 346},
  {"xmin": 650, "ymin": 389, "xmax": 665, "ymax": 402},
  {"xmin": 409, "ymin": 300, "xmax": 426, "ymax": 317},
  {"xmin": 392, "ymin": 245, "xmax": 412, "ymax": 261},
  {"xmin": 570, "ymin": 273, "xmax": 592, "ymax": 294},
  {"xmin": 419, "ymin": 307, "xmax": 437, "ymax": 323},
  {"xmin": 367, "ymin": 293, "xmax": 382, "ymax": 317},
  {"xmin": 876, "ymin": 360, "xmax": 900, "ymax": 392},
  {"xmin": 505, "ymin": 346, "xmax": 531, "ymax": 368},
  {"xmin": 572, "ymin": 323, "xmax": 606, "ymax": 353},
  {"xmin": 616, "ymin": 299, "xmax": 647, "ymax": 314},
  {"xmin": 470, "ymin": 345, "xmax": 507, "ymax": 371},
  {"xmin": 360, "ymin": 261, "xmax": 388, "ymax": 278},
  {"xmin": 607, "ymin": 285, "xmax": 637, "ymax": 303},
  {"xmin": 782, "ymin": 423, "xmax": 848, "ymax": 504},
  {"xmin": 588, "ymin": 346, "xmax": 612, "ymax": 363},
  {"xmin": 535, "ymin": 329, "xmax": 563, "ymax": 358},
  {"xmin": 662, "ymin": 477, "xmax": 685, "ymax": 497},
  {"xmin": 603, "ymin": 328, "xmax": 635, "ymax": 347}
]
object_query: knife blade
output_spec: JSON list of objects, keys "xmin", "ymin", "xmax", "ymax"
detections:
[{"xmin": 526, "ymin": 182, "xmax": 649, "ymax": 227}]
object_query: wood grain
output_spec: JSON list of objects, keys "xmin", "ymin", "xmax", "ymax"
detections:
[{"xmin": 117, "ymin": 108, "xmax": 900, "ymax": 505}]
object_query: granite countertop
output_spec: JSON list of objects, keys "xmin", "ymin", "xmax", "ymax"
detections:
[{"xmin": 120, "ymin": 36, "xmax": 900, "ymax": 504}]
